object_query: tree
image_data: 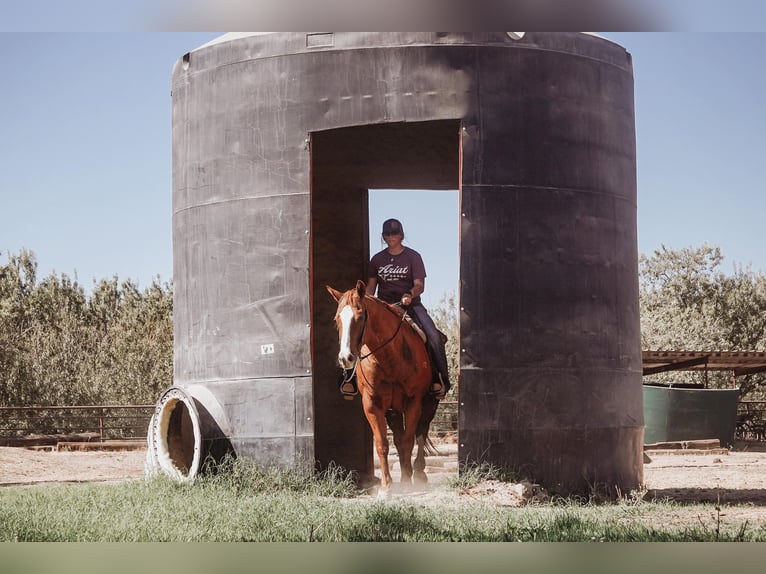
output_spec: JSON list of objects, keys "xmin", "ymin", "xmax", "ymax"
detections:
[
  {"xmin": 430, "ymin": 291, "xmax": 459, "ymax": 398},
  {"xmin": 639, "ymin": 244, "xmax": 766, "ymax": 397},
  {"xmin": 0, "ymin": 250, "xmax": 37, "ymax": 405},
  {"xmin": 0, "ymin": 250, "xmax": 173, "ymax": 407}
]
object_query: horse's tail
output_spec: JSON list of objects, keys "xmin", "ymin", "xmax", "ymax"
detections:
[{"xmin": 418, "ymin": 434, "xmax": 440, "ymax": 457}]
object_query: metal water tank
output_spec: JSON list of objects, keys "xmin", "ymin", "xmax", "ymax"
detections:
[{"xmin": 147, "ymin": 32, "xmax": 643, "ymax": 495}]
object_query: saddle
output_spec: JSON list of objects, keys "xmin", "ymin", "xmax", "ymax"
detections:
[{"xmin": 403, "ymin": 313, "xmax": 427, "ymax": 343}]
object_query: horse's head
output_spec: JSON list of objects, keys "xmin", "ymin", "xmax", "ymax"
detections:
[{"xmin": 327, "ymin": 280, "xmax": 368, "ymax": 370}]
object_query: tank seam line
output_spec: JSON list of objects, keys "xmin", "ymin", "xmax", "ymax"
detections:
[
  {"xmin": 172, "ymin": 192, "xmax": 309, "ymax": 215},
  {"xmin": 462, "ymin": 184, "xmax": 637, "ymax": 204}
]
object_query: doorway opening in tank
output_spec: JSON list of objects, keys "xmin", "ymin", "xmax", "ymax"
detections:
[
  {"xmin": 368, "ymin": 189, "xmax": 459, "ymax": 312},
  {"xmin": 368, "ymin": 188, "xmax": 460, "ymax": 456}
]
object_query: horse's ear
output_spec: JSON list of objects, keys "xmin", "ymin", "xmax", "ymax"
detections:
[
  {"xmin": 355, "ymin": 280, "xmax": 366, "ymax": 297},
  {"xmin": 326, "ymin": 285, "xmax": 342, "ymax": 302}
]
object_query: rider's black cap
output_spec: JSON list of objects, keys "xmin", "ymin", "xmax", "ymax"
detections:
[{"xmin": 382, "ymin": 218, "xmax": 403, "ymax": 235}]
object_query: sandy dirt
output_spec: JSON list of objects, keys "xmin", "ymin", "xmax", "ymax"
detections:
[
  {"xmin": 0, "ymin": 446, "xmax": 147, "ymax": 486},
  {"xmin": 3, "ymin": 440, "xmax": 766, "ymax": 526}
]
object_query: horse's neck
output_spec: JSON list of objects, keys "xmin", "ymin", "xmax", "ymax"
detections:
[{"xmin": 363, "ymin": 299, "xmax": 404, "ymax": 348}]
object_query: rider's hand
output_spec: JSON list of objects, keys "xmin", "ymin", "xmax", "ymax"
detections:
[{"xmin": 401, "ymin": 293, "xmax": 413, "ymax": 306}]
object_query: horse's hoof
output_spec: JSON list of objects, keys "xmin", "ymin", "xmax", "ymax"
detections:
[
  {"xmin": 376, "ymin": 488, "xmax": 391, "ymax": 501},
  {"xmin": 414, "ymin": 472, "xmax": 428, "ymax": 484}
]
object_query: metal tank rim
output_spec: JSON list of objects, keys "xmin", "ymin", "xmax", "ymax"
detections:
[{"xmin": 190, "ymin": 31, "xmax": 620, "ymax": 52}]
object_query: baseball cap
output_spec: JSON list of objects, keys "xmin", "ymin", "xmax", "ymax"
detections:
[{"xmin": 381, "ymin": 218, "xmax": 403, "ymax": 235}]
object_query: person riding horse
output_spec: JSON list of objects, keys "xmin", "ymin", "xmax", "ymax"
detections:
[
  {"xmin": 328, "ymin": 280, "xmax": 441, "ymax": 497},
  {"xmin": 352, "ymin": 217, "xmax": 450, "ymax": 400}
]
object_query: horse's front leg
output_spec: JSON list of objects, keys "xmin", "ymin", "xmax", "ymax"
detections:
[
  {"xmin": 362, "ymin": 402, "xmax": 392, "ymax": 499},
  {"xmin": 398, "ymin": 400, "xmax": 422, "ymax": 485}
]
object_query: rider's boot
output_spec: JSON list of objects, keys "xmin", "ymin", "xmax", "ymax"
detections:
[{"xmin": 430, "ymin": 372, "xmax": 448, "ymax": 400}]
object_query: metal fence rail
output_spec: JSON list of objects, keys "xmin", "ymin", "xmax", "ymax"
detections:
[
  {"xmin": 5, "ymin": 399, "xmax": 762, "ymax": 444},
  {"xmin": 0, "ymin": 405, "xmax": 154, "ymax": 442},
  {"xmin": 737, "ymin": 401, "xmax": 766, "ymax": 441},
  {"xmin": 432, "ymin": 400, "xmax": 458, "ymax": 437},
  {"xmin": 0, "ymin": 401, "xmax": 460, "ymax": 443}
]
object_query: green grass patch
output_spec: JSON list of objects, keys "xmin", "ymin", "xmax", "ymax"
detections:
[{"xmin": 1, "ymin": 458, "xmax": 765, "ymax": 542}]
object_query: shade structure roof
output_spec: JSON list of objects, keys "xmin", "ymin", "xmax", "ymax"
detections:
[{"xmin": 643, "ymin": 351, "xmax": 766, "ymax": 377}]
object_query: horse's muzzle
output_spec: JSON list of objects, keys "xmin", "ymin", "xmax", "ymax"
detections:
[{"xmin": 338, "ymin": 352, "xmax": 357, "ymax": 370}]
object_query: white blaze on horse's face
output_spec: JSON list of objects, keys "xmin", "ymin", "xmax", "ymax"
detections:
[{"xmin": 337, "ymin": 304, "xmax": 357, "ymax": 369}]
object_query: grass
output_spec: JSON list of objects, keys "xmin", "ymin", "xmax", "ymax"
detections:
[
  {"xmin": 444, "ymin": 461, "xmax": 525, "ymax": 491},
  {"xmin": 1, "ymin": 458, "xmax": 765, "ymax": 542}
]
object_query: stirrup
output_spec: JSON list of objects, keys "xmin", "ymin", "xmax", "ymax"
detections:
[
  {"xmin": 430, "ymin": 377, "xmax": 447, "ymax": 400},
  {"xmin": 339, "ymin": 379, "xmax": 358, "ymax": 400}
]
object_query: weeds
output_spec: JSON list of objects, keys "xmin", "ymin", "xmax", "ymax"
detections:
[{"xmin": 445, "ymin": 461, "xmax": 522, "ymax": 491}]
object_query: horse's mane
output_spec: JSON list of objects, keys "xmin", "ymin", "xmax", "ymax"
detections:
[{"xmin": 362, "ymin": 293, "xmax": 405, "ymax": 319}]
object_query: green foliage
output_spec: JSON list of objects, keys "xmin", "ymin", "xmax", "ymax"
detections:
[
  {"xmin": 0, "ymin": 249, "xmax": 172, "ymax": 407},
  {"xmin": 430, "ymin": 291, "xmax": 459, "ymax": 397},
  {"xmin": 639, "ymin": 244, "xmax": 766, "ymax": 397}
]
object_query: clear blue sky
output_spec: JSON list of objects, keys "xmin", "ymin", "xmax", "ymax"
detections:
[{"xmin": 2, "ymin": 32, "xmax": 765, "ymax": 309}]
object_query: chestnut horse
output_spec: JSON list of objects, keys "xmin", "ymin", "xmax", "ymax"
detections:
[{"xmin": 327, "ymin": 280, "xmax": 439, "ymax": 498}]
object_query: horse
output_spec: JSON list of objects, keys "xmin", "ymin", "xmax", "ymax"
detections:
[{"xmin": 327, "ymin": 280, "xmax": 440, "ymax": 498}]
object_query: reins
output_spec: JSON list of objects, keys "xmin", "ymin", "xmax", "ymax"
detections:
[{"xmin": 358, "ymin": 302, "xmax": 408, "ymax": 360}]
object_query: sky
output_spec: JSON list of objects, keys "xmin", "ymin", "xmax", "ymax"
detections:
[{"xmin": 1, "ymin": 31, "xmax": 766, "ymax": 310}]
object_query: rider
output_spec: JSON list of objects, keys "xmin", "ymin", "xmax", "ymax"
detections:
[{"xmin": 365, "ymin": 218, "xmax": 451, "ymax": 400}]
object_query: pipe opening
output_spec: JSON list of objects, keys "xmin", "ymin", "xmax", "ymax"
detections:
[
  {"xmin": 167, "ymin": 400, "xmax": 195, "ymax": 473},
  {"xmin": 150, "ymin": 388, "xmax": 202, "ymax": 481}
]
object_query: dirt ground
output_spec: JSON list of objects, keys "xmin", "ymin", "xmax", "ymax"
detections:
[
  {"xmin": 3, "ymin": 440, "xmax": 766, "ymax": 523},
  {"xmin": 0, "ymin": 446, "xmax": 147, "ymax": 487}
]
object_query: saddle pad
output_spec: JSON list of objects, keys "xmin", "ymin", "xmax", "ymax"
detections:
[{"xmin": 404, "ymin": 314, "xmax": 427, "ymax": 343}]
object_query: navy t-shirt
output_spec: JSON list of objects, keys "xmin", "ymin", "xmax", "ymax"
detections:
[{"xmin": 368, "ymin": 246, "xmax": 426, "ymax": 304}]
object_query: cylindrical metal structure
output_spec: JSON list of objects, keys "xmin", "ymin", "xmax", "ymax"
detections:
[{"xmin": 149, "ymin": 32, "xmax": 642, "ymax": 495}]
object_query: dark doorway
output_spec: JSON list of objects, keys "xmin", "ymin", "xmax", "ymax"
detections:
[{"xmin": 310, "ymin": 120, "xmax": 460, "ymax": 478}]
